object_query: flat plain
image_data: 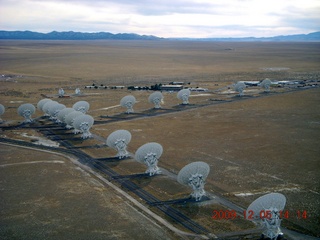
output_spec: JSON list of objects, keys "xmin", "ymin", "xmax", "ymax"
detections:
[{"xmin": 0, "ymin": 40, "xmax": 320, "ymax": 239}]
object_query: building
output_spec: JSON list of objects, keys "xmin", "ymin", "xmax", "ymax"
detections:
[{"xmin": 160, "ymin": 85, "xmax": 183, "ymax": 91}]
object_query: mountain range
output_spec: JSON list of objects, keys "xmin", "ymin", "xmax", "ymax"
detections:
[
  {"xmin": 0, "ymin": 30, "xmax": 319, "ymax": 41},
  {"xmin": 0, "ymin": 31, "xmax": 160, "ymax": 40}
]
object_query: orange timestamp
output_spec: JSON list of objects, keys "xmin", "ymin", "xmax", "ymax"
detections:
[{"xmin": 212, "ymin": 209, "xmax": 308, "ymax": 220}]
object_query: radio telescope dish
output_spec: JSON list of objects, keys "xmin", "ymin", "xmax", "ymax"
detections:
[
  {"xmin": 148, "ymin": 91, "xmax": 164, "ymax": 109},
  {"xmin": 73, "ymin": 114, "xmax": 94, "ymax": 139},
  {"xmin": 64, "ymin": 111, "xmax": 84, "ymax": 129},
  {"xmin": 177, "ymin": 89, "xmax": 191, "ymax": 105},
  {"xmin": 73, "ymin": 101, "xmax": 90, "ymax": 113},
  {"xmin": 17, "ymin": 103, "xmax": 36, "ymax": 123},
  {"xmin": 234, "ymin": 82, "xmax": 246, "ymax": 96},
  {"xmin": 177, "ymin": 161, "xmax": 210, "ymax": 201},
  {"xmin": 120, "ymin": 95, "xmax": 136, "ymax": 114},
  {"xmin": 38, "ymin": 99, "xmax": 53, "ymax": 116},
  {"xmin": 135, "ymin": 142, "xmax": 163, "ymax": 176},
  {"xmin": 260, "ymin": 78, "xmax": 272, "ymax": 92},
  {"xmin": 106, "ymin": 130, "xmax": 132, "ymax": 159},
  {"xmin": 37, "ymin": 99, "xmax": 52, "ymax": 112},
  {"xmin": 246, "ymin": 193, "xmax": 286, "ymax": 240},
  {"xmin": 75, "ymin": 88, "xmax": 81, "ymax": 95},
  {"xmin": 57, "ymin": 108, "xmax": 75, "ymax": 124},
  {"xmin": 0, "ymin": 104, "xmax": 5, "ymax": 122},
  {"xmin": 58, "ymin": 88, "xmax": 65, "ymax": 97},
  {"xmin": 42, "ymin": 100, "xmax": 58, "ymax": 116},
  {"xmin": 48, "ymin": 103, "xmax": 66, "ymax": 121}
]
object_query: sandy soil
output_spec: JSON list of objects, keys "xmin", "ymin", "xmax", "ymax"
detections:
[
  {"xmin": 0, "ymin": 40, "xmax": 319, "ymax": 238},
  {"xmin": 0, "ymin": 144, "xmax": 178, "ymax": 240}
]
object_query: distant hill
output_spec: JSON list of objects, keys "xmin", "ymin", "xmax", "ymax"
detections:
[
  {"xmin": 0, "ymin": 30, "xmax": 319, "ymax": 41},
  {"xmin": 171, "ymin": 31, "xmax": 320, "ymax": 42},
  {"xmin": 0, "ymin": 30, "xmax": 161, "ymax": 40}
]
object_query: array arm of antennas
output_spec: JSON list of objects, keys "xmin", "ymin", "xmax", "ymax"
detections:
[
  {"xmin": 35, "ymin": 99, "xmax": 94, "ymax": 139},
  {"xmin": 2, "ymin": 84, "xmax": 294, "ymax": 240}
]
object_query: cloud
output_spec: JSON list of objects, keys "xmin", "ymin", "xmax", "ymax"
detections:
[{"xmin": 0, "ymin": 0, "xmax": 319, "ymax": 37}]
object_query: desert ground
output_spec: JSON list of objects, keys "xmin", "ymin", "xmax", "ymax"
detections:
[{"xmin": 0, "ymin": 40, "xmax": 320, "ymax": 239}]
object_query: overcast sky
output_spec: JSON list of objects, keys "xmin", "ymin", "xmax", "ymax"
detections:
[{"xmin": 0, "ymin": 0, "xmax": 319, "ymax": 38}]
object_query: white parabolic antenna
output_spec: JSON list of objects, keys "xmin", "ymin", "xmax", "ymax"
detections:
[
  {"xmin": 107, "ymin": 130, "xmax": 132, "ymax": 159},
  {"xmin": 73, "ymin": 100, "xmax": 90, "ymax": 113},
  {"xmin": 0, "ymin": 104, "xmax": 5, "ymax": 122},
  {"xmin": 17, "ymin": 103, "xmax": 36, "ymax": 123},
  {"xmin": 246, "ymin": 193, "xmax": 286, "ymax": 240},
  {"xmin": 57, "ymin": 107, "xmax": 75, "ymax": 123},
  {"xmin": 48, "ymin": 103, "xmax": 66, "ymax": 121},
  {"xmin": 75, "ymin": 88, "xmax": 81, "ymax": 95},
  {"xmin": 42, "ymin": 100, "xmax": 58, "ymax": 116},
  {"xmin": 135, "ymin": 142, "xmax": 163, "ymax": 176},
  {"xmin": 260, "ymin": 78, "xmax": 272, "ymax": 92},
  {"xmin": 58, "ymin": 88, "xmax": 65, "ymax": 96},
  {"xmin": 177, "ymin": 89, "xmax": 191, "ymax": 105},
  {"xmin": 177, "ymin": 161, "xmax": 210, "ymax": 201},
  {"xmin": 64, "ymin": 111, "xmax": 84, "ymax": 129},
  {"xmin": 234, "ymin": 82, "xmax": 246, "ymax": 96},
  {"xmin": 73, "ymin": 114, "xmax": 94, "ymax": 139},
  {"xmin": 120, "ymin": 95, "xmax": 136, "ymax": 113},
  {"xmin": 148, "ymin": 91, "xmax": 164, "ymax": 109},
  {"xmin": 37, "ymin": 99, "xmax": 52, "ymax": 112}
]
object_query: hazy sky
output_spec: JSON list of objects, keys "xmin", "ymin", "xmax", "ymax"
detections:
[{"xmin": 1, "ymin": 0, "xmax": 319, "ymax": 38}]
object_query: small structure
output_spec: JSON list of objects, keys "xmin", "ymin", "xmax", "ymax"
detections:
[
  {"xmin": 135, "ymin": 142, "xmax": 163, "ymax": 176},
  {"xmin": 169, "ymin": 81, "xmax": 184, "ymax": 85},
  {"xmin": 17, "ymin": 103, "xmax": 36, "ymax": 123},
  {"xmin": 161, "ymin": 85, "xmax": 183, "ymax": 91},
  {"xmin": 243, "ymin": 81, "xmax": 260, "ymax": 86},
  {"xmin": 85, "ymin": 85, "xmax": 96, "ymax": 89},
  {"xmin": 106, "ymin": 130, "xmax": 132, "ymax": 159},
  {"xmin": 177, "ymin": 161, "xmax": 210, "ymax": 201},
  {"xmin": 189, "ymin": 87, "xmax": 208, "ymax": 92}
]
